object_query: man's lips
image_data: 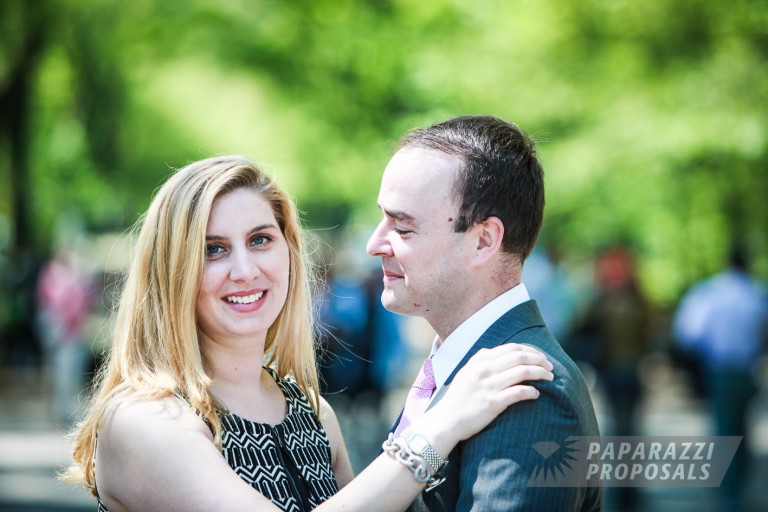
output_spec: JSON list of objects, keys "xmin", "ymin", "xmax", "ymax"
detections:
[{"xmin": 382, "ymin": 269, "xmax": 404, "ymax": 280}]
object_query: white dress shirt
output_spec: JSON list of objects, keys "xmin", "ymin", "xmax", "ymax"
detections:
[
  {"xmin": 674, "ymin": 269, "xmax": 768, "ymax": 371},
  {"xmin": 429, "ymin": 283, "xmax": 530, "ymax": 400}
]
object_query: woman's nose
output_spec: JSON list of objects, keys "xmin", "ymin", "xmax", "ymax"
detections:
[{"xmin": 229, "ymin": 249, "xmax": 260, "ymax": 281}]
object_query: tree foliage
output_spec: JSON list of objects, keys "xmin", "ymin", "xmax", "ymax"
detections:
[{"xmin": 1, "ymin": 0, "xmax": 767, "ymax": 304}]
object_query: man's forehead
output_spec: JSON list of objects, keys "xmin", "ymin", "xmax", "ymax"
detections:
[
  {"xmin": 376, "ymin": 147, "xmax": 461, "ymax": 223},
  {"xmin": 389, "ymin": 146, "xmax": 462, "ymax": 173},
  {"xmin": 381, "ymin": 150, "xmax": 459, "ymax": 194}
]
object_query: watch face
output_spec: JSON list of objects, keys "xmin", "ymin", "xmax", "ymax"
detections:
[{"xmin": 408, "ymin": 434, "xmax": 429, "ymax": 454}]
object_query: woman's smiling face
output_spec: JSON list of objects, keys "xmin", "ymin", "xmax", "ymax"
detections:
[{"xmin": 195, "ymin": 187, "xmax": 290, "ymax": 347}]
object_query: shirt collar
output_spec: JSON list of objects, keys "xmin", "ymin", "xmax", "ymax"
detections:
[{"xmin": 429, "ymin": 283, "xmax": 530, "ymax": 392}]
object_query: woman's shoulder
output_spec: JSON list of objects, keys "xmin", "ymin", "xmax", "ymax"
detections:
[
  {"xmin": 102, "ymin": 395, "xmax": 213, "ymax": 447},
  {"xmin": 94, "ymin": 395, "xmax": 279, "ymax": 511},
  {"xmin": 316, "ymin": 395, "xmax": 334, "ymax": 421}
]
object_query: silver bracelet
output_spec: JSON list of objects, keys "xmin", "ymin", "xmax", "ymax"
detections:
[
  {"xmin": 401, "ymin": 428, "xmax": 449, "ymax": 476},
  {"xmin": 382, "ymin": 433, "xmax": 447, "ymax": 491}
]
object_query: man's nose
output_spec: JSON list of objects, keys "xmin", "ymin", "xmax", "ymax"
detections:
[{"xmin": 366, "ymin": 220, "xmax": 391, "ymax": 257}]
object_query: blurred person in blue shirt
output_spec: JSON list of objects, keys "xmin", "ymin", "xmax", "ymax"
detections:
[{"xmin": 673, "ymin": 244, "xmax": 768, "ymax": 512}]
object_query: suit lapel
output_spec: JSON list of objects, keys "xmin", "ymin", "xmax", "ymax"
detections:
[
  {"xmin": 426, "ymin": 300, "xmax": 545, "ymax": 411},
  {"xmin": 388, "ymin": 408, "xmax": 404, "ymax": 435}
]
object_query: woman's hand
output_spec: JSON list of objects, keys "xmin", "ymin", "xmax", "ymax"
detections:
[
  {"xmin": 298, "ymin": 344, "xmax": 553, "ymax": 512},
  {"xmin": 412, "ymin": 343, "xmax": 554, "ymax": 455}
]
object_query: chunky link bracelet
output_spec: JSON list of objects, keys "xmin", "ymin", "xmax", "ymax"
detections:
[
  {"xmin": 382, "ymin": 433, "xmax": 448, "ymax": 492},
  {"xmin": 401, "ymin": 428, "xmax": 449, "ymax": 476}
]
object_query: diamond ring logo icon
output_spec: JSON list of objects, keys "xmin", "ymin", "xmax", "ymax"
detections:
[
  {"xmin": 529, "ymin": 438, "xmax": 582, "ymax": 485},
  {"xmin": 533, "ymin": 441, "xmax": 561, "ymax": 459}
]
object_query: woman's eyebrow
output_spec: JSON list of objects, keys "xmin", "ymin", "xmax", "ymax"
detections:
[
  {"xmin": 205, "ymin": 223, "xmax": 278, "ymax": 240},
  {"xmin": 247, "ymin": 223, "xmax": 279, "ymax": 233}
]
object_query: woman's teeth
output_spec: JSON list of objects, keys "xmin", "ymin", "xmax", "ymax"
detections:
[{"xmin": 226, "ymin": 292, "xmax": 264, "ymax": 304}]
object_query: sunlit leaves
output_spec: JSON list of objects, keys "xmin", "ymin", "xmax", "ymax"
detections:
[{"xmin": 1, "ymin": 0, "xmax": 766, "ymax": 304}]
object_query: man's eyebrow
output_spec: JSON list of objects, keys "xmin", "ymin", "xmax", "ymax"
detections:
[{"xmin": 381, "ymin": 207, "xmax": 418, "ymax": 226}]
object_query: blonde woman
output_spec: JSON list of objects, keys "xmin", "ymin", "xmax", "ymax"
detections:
[{"xmin": 63, "ymin": 156, "xmax": 554, "ymax": 511}]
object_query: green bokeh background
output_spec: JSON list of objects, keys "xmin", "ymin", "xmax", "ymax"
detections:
[{"xmin": 2, "ymin": 0, "xmax": 767, "ymax": 305}]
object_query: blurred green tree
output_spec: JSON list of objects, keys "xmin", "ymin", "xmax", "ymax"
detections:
[{"xmin": 0, "ymin": 0, "xmax": 766, "ymax": 305}]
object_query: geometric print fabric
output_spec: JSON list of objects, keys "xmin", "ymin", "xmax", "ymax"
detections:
[
  {"xmin": 220, "ymin": 368, "xmax": 338, "ymax": 512},
  {"xmin": 96, "ymin": 368, "xmax": 337, "ymax": 512}
]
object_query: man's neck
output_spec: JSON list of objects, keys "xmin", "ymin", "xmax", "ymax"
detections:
[
  {"xmin": 428, "ymin": 282, "xmax": 531, "ymax": 392},
  {"xmin": 430, "ymin": 280, "xmax": 521, "ymax": 342}
]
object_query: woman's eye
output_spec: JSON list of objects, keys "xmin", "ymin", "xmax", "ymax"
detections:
[
  {"xmin": 206, "ymin": 244, "xmax": 226, "ymax": 256},
  {"xmin": 251, "ymin": 235, "xmax": 272, "ymax": 247}
]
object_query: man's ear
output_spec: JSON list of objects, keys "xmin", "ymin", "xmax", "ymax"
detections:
[{"xmin": 471, "ymin": 216, "xmax": 504, "ymax": 267}]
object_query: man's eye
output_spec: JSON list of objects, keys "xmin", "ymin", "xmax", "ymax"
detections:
[{"xmin": 393, "ymin": 227, "xmax": 412, "ymax": 235}]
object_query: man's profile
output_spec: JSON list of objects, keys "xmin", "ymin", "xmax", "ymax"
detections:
[{"xmin": 367, "ymin": 115, "xmax": 603, "ymax": 511}]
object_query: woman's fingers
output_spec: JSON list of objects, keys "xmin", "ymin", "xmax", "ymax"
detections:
[
  {"xmin": 473, "ymin": 344, "xmax": 551, "ymax": 365},
  {"xmin": 423, "ymin": 342, "xmax": 556, "ymax": 443},
  {"xmin": 461, "ymin": 381, "xmax": 543, "ymax": 420},
  {"xmin": 487, "ymin": 349, "xmax": 553, "ymax": 373},
  {"xmin": 463, "ymin": 344, "xmax": 553, "ymax": 379},
  {"xmin": 498, "ymin": 384, "xmax": 541, "ymax": 406},
  {"xmin": 494, "ymin": 364, "xmax": 554, "ymax": 387}
]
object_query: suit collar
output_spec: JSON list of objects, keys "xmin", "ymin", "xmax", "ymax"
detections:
[
  {"xmin": 426, "ymin": 300, "xmax": 545, "ymax": 410},
  {"xmin": 431, "ymin": 284, "xmax": 531, "ymax": 391}
]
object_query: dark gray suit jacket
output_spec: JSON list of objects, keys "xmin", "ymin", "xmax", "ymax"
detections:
[{"xmin": 398, "ymin": 300, "xmax": 603, "ymax": 511}]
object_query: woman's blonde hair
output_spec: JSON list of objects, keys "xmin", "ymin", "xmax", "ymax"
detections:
[{"xmin": 62, "ymin": 156, "xmax": 320, "ymax": 494}]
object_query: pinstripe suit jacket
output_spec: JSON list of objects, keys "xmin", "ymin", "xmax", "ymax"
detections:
[{"xmin": 398, "ymin": 300, "xmax": 603, "ymax": 511}]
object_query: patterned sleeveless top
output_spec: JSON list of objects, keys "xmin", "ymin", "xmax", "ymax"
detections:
[{"xmin": 97, "ymin": 368, "xmax": 338, "ymax": 511}]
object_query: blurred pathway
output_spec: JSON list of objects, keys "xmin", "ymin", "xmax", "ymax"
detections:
[
  {"xmin": 0, "ymin": 367, "xmax": 92, "ymax": 511},
  {"xmin": 1, "ymin": 354, "xmax": 766, "ymax": 511}
]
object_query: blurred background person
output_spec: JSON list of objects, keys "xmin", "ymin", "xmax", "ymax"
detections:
[
  {"xmin": 672, "ymin": 243, "xmax": 768, "ymax": 512},
  {"xmin": 36, "ymin": 247, "xmax": 97, "ymax": 425},
  {"xmin": 524, "ymin": 243, "xmax": 579, "ymax": 344},
  {"xmin": 570, "ymin": 246, "xmax": 651, "ymax": 511}
]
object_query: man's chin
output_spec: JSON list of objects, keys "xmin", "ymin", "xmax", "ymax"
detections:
[
  {"xmin": 380, "ymin": 293, "xmax": 397, "ymax": 312},
  {"xmin": 381, "ymin": 293, "xmax": 419, "ymax": 317},
  {"xmin": 381, "ymin": 291, "xmax": 401, "ymax": 312}
]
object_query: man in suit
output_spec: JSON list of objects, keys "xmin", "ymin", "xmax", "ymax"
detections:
[{"xmin": 367, "ymin": 115, "xmax": 602, "ymax": 511}]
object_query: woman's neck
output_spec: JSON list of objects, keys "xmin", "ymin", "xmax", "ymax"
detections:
[
  {"xmin": 203, "ymin": 336, "xmax": 286, "ymax": 424},
  {"xmin": 206, "ymin": 341, "xmax": 265, "ymax": 386}
]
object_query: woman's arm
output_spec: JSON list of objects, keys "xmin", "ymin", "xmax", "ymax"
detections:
[
  {"xmin": 96, "ymin": 396, "xmax": 283, "ymax": 512},
  {"xmin": 315, "ymin": 343, "xmax": 553, "ymax": 512},
  {"xmin": 96, "ymin": 343, "xmax": 551, "ymax": 511},
  {"xmin": 318, "ymin": 396, "xmax": 355, "ymax": 488}
]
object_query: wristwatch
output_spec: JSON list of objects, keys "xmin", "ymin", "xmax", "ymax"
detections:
[{"xmin": 402, "ymin": 428, "xmax": 449, "ymax": 475}]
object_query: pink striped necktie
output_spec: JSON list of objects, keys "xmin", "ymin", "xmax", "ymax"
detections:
[{"xmin": 394, "ymin": 356, "xmax": 436, "ymax": 437}]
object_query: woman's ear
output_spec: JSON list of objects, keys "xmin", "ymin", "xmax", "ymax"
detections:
[{"xmin": 472, "ymin": 216, "xmax": 504, "ymax": 267}]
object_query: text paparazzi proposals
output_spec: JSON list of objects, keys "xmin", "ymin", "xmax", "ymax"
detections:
[{"xmin": 527, "ymin": 436, "xmax": 742, "ymax": 488}]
